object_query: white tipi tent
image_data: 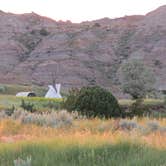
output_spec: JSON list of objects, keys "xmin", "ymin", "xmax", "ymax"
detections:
[{"xmin": 45, "ymin": 84, "xmax": 62, "ymax": 98}]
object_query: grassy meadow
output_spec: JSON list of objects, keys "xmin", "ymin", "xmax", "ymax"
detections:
[
  {"xmin": 0, "ymin": 95, "xmax": 63, "ymax": 112},
  {"xmin": 0, "ymin": 84, "xmax": 165, "ymax": 165},
  {"xmin": 0, "ymin": 117, "xmax": 165, "ymax": 165},
  {"xmin": 0, "ymin": 94, "xmax": 165, "ymax": 112}
]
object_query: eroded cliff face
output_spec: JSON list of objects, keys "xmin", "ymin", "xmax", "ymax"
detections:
[{"xmin": 0, "ymin": 6, "xmax": 165, "ymax": 96}]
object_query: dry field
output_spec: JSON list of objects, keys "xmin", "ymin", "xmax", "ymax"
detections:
[{"xmin": 0, "ymin": 116, "xmax": 165, "ymax": 166}]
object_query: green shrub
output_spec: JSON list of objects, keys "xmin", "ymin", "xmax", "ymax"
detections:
[
  {"xmin": 129, "ymin": 99, "xmax": 148, "ymax": 117},
  {"xmin": 5, "ymin": 105, "xmax": 15, "ymax": 116},
  {"xmin": 0, "ymin": 85, "xmax": 6, "ymax": 93},
  {"xmin": 64, "ymin": 86, "xmax": 122, "ymax": 118},
  {"xmin": 20, "ymin": 99, "xmax": 36, "ymax": 113},
  {"xmin": 63, "ymin": 88, "xmax": 79, "ymax": 111}
]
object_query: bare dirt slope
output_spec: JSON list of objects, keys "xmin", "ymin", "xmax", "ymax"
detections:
[{"xmin": 0, "ymin": 6, "xmax": 165, "ymax": 96}]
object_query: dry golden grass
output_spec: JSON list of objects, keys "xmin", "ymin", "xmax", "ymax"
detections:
[{"xmin": 0, "ymin": 118, "xmax": 165, "ymax": 150}]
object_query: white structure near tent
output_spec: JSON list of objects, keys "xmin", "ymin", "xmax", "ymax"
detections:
[
  {"xmin": 45, "ymin": 84, "xmax": 62, "ymax": 98},
  {"xmin": 16, "ymin": 92, "xmax": 36, "ymax": 97}
]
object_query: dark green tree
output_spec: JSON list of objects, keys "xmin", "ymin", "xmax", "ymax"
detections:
[{"xmin": 64, "ymin": 86, "xmax": 122, "ymax": 118}]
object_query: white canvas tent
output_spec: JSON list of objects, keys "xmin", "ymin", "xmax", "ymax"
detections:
[{"xmin": 45, "ymin": 84, "xmax": 62, "ymax": 98}]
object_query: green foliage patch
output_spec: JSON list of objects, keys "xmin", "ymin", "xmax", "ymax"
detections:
[
  {"xmin": 64, "ymin": 86, "xmax": 122, "ymax": 118},
  {"xmin": 0, "ymin": 142, "xmax": 165, "ymax": 166}
]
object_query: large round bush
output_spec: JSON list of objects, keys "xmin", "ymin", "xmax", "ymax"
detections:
[
  {"xmin": 63, "ymin": 88, "xmax": 79, "ymax": 112},
  {"xmin": 65, "ymin": 86, "xmax": 122, "ymax": 118}
]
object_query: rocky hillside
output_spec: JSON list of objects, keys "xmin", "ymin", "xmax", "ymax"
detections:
[{"xmin": 0, "ymin": 6, "xmax": 166, "ymax": 96}]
